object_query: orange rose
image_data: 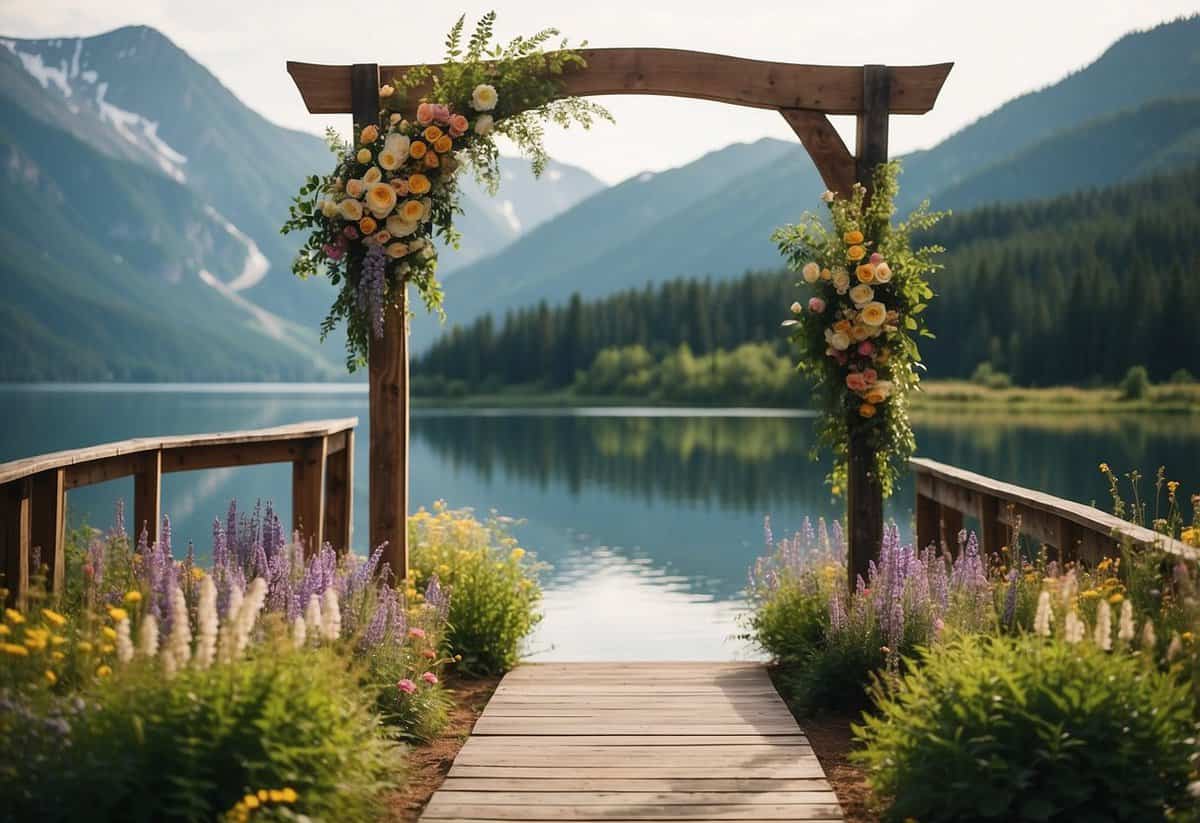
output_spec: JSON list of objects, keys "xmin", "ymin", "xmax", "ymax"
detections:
[
  {"xmin": 358, "ymin": 216, "xmax": 377, "ymax": 235},
  {"xmin": 401, "ymin": 200, "xmax": 425, "ymax": 222},
  {"xmin": 410, "ymin": 141, "xmax": 428, "ymax": 159},
  {"xmin": 833, "ymin": 320, "xmax": 852, "ymax": 334},
  {"xmin": 844, "ymin": 230, "xmax": 864, "ymax": 245},
  {"xmin": 359, "ymin": 124, "xmax": 379, "ymax": 144},
  {"xmin": 424, "ymin": 151, "xmax": 440, "ymax": 168},
  {"xmin": 856, "ymin": 264, "xmax": 876, "ymax": 283},
  {"xmin": 434, "ymin": 135, "xmax": 453, "ymax": 153},
  {"xmin": 859, "ymin": 402, "xmax": 876, "ymax": 418},
  {"xmin": 423, "ymin": 126, "xmax": 443, "ymax": 143},
  {"xmin": 847, "ymin": 244, "xmax": 866, "ymax": 261},
  {"xmin": 408, "ymin": 174, "xmax": 431, "ymax": 195}
]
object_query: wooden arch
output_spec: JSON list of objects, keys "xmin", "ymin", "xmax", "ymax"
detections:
[{"xmin": 288, "ymin": 49, "xmax": 952, "ymax": 585}]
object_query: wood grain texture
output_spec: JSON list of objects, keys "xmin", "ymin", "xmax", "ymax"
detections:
[
  {"xmin": 1, "ymin": 479, "xmax": 31, "ymax": 607},
  {"xmin": 323, "ymin": 428, "xmax": 353, "ymax": 553},
  {"xmin": 292, "ymin": 436, "xmax": 328, "ymax": 555},
  {"xmin": 133, "ymin": 450, "xmax": 162, "ymax": 547},
  {"xmin": 29, "ymin": 469, "xmax": 65, "ymax": 593},
  {"xmin": 778, "ymin": 111, "xmax": 854, "ymax": 197},
  {"xmin": 288, "ymin": 52, "xmax": 951, "ymax": 116},
  {"xmin": 419, "ymin": 662, "xmax": 840, "ymax": 822}
]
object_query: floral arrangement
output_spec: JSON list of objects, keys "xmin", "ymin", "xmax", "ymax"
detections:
[
  {"xmin": 284, "ymin": 13, "xmax": 611, "ymax": 369},
  {"xmin": 774, "ymin": 162, "xmax": 945, "ymax": 495}
]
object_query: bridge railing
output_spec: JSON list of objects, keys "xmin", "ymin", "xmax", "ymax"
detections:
[
  {"xmin": 1, "ymin": 418, "xmax": 357, "ymax": 602},
  {"xmin": 911, "ymin": 457, "xmax": 1197, "ymax": 564}
]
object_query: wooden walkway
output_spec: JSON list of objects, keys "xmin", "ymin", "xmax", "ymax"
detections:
[{"xmin": 420, "ymin": 662, "xmax": 842, "ymax": 822}]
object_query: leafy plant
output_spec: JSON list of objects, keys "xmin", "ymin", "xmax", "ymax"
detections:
[{"xmin": 854, "ymin": 633, "xmax": 1197, "ymax": 822}]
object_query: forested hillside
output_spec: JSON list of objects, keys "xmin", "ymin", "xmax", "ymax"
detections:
[{"xmin": 414, "ymin": 165, "xmax": 1200, "ymax": 395}]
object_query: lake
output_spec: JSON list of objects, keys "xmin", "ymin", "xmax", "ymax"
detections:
[{"xmin": 2, "ymin": 384, "xmax": 1198, "ymax": 660}]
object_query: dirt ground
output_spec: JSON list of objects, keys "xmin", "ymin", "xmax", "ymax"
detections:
[
  {"xmin": 802, "ymin": 712, "xmax": 877, "ymax": 823},
  {"xmin": 386, "ymin": 674, "xmax": 501, "ymax": 822}
]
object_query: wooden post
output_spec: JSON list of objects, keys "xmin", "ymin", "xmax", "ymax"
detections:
[
  {"xmin": 292, "ymin": 436, "xmax": 328, "ymax": 554},
  {"xmin": 30, "ymin": 469, "xmax": 65, "ymax": 594},
  {"xmin": 977, "ymin": 495, "xmax": 1008, "ymax": 557},
  {"xmin": 845, "ymin": 65, "xmax": 890, "ymax": 589},
  {"xmin": 133, "ymin": 449, "xmax": 162, "ymax": 546},
  {"xmin": 2, "ymin": 479, "xmax": 31, "ymax": 606},
  {"xmin": 353, "ymin": 62, "xmax": 410, "ymax": 582},
  {"xmin": 323, "ymin": 429, "xmax": 354, "ymax": 553},
  {"xmin": 915, "ymin": 490, "xmax": 939, "ymax": 552}
]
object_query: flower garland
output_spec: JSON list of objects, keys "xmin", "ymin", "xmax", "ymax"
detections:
[
  {"xmin": 774, "ymin": 163, "xmax": 946, "ymax": 496},
  {"xmin": 284, "ymin": 14, "xmax": 612, "ymax": 369}
]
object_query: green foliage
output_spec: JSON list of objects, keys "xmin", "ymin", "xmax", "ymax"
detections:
[
  {"xmin": 970, "ymin": 361, "xmax": 1012, "ymax": 390},
  {"xmin": 12, "ymin": 645, "xmax": 402, "ymax": 822},
  {"xmin": 1119, "ymin": 364, "xmax": 1152, "ymax": 400},
  {"xmin": 747, "ymin": 581, "xmax": 827, "ymax": 665},
  {"xmin": 366, "ymin": 640, "xmax": 453, "ymax": 743},
  {"xmin": 1171, "ymin": 368, "xmax": 1197, "ymax": 385},
  {"xmin": 774, "ymin": 162, "xmax": 946, "ymax": 495},
  {"xmin": 853, "ymin": 633, "xmax": 1197, "ymax": 823},
  {"xmin": 409, "ymin": 504, "xmax": 543, "ymax": 675}
]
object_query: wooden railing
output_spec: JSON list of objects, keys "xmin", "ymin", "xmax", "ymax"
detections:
[
  {"xmin": 911, "ymin": 457, "xmax": 1198, "ymax": 564},
  {"xmin": 0, "ymin": 418, "xmax": 357, "ymax": 601}
]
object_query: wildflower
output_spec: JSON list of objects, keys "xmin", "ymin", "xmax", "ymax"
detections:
[
  {"xmin": 231, "ymin": 578, "xmax": 267, "ymax": 658},
  {"xmin": 1117, "ymin": 599, "xmax": 1135, "ymax": 644},
  {"xmin": 195, "ymin": 576, "xmax": 218, "ymax": 668},
  {"xmin": 124, "ymin": 590, "xmax": 142, "ymax": 604},
  {"xmin": 408, "ymin": 627, "xmax": 426, "ymax": 640},
  {"xmin": 0, "ymin": 625, "xmax": 7, "ymax": 636},
  {"xmin": 1064, "ymin": 611, "xmax": 1085, "ymax": 644},
  {"xmin": 138, "ymin": 613, "xmax": 159, "ymax": 658},
  {"xmin": 321, "ymin": 587, "xmax": 341, "ymax": 642},
  {"xmin": 421, "ymin": 671, "xmax": 438, "ymax": 685},
  {"xmin": 41, "ymin": 608, "xmax": 67, "ymax": 627},
  {"xmin": 243, "ymin": 794, "xmax": 259, "ymax": 810},
  {"xmin": 510, "ymin": 548, "xmax": 526, "ymax": 561},
  {"xmin": 191, "ymin": 567, "xmax": 205, "ymax": 582},
  {"xmin": 423, "ymin": 648, "xmax": 437, "ymax": 660},
  {"xmin": 1093, "ymin": 600, "xmax": 1112, "ymax": 651},
  {"xmin": 44, "ymin": 669, "xmax": 56, "ymax": 685},
  {"xmin": 115, "ymin": 617, "xmax": 134, "ymax": 663},
  {"xmin": 2, "ymin": 643, "xmax": 28, "ymax": 656},
  {"xmin": 304, "ymin": 594, "xmax": 322, "ymax": 641},
  {"xmin": 280, "ymin": 788, "xmax": 298, "ymax": 804},
  {"xmin": 397, "ymin": 678, "xmax": 417, "ymax": 694},
  {"xmin": 101, "ymin": 627, "xmax": 117, "ymax": 641},
  {"xmin": 162, "ymin": 586, "xmax": 191, "ymax": 677},
  {"xmin": 76, "ymin": 641, "xmax": 93, "ymax": 653},
  {"xmin": 1033, "ymin": 590, "xmax": 1053, "ymax": 637},
  {"xmin": 5, "ymin": 608, "xmax": 25, "ymax": 624},
  {"xmin": 1141, "ymin": 619, "xmax": 1157, "ymax": 650},
  {"xmin": 292, "ymin": 616, "xmax": 307, "ymax": 649},
  {"xmin": 96, "ymin": 664, "xmax": 112, "ymax": 678},
  {"xmin": 1098, "ymin": 462, "xmax": 1109, "ymax": 473}
]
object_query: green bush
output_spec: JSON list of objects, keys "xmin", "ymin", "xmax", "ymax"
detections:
[
  {"xmin": 854, "ymin": 633, "xmax": 1196, "ymax": 822},
  {"xmin": 365, "ymin": 624, "xmax": 454, "ymax": 742},
  {"xmin": 29, "ymin": 645, "xmax": 402, "ymax": 822},
  {"xmin": 1118, "ymin": 364, "xmax": 1152, "ymax": 400},
  {"xmin": 747, "ymin": 580, "xmax": 827, "ymax": 663},
  {"xmin": 409, "ymin": 503, "xmax": 543, "ymax": 675}
]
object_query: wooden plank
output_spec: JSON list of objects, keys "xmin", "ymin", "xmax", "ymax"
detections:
[
  {"xmin": 778, "ymin": 110, "xmax": 855, "ymax": 196},
  {"xmin": 29, "ymin": 468, "xmax": 65, "ymax": 593},
  {"xmin": 1, "ymin": 479, "xmax": 31, "ymax": 606},
  {"xmin": 63, "ymin": 452, "xmax": 142, "ymax": 489},
  {"xmin": 457, "ymin": 736, "xmax": 809, "ymax": 748},
  {"xmin": 133, "ymin": 449, "xmax": 162, "ymax": 547},
  {"xmin": 323, "ymin": 428, "xmax": 353, "ymax": 553},
  {"xmin": 915, "ymin": 492, "xmax": 939, "ymax": 552},
  {"xmin": 289, "ymin": 53, "xmax": 952, "ymax": 116},
  {"xmin": 423, "ymin": 803, "xmax": 843, "ymax": 820},
  {"xmin": 292, "ymin": 436, "xmax": 328, "ymax": 554},
  {"xmin": 427, "ymin": 791, "xmax": 840, "ymax": 805},
  {"xmin": 439, "ymin": 779, "xmax": 834, "ymax": 793},
  {"xmin": 447, "ymin": 765, "xmax": 828, "ymax": 779}
]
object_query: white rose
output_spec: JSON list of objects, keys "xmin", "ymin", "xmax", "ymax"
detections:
[
  {"xmin": 474, "ymin": 114, "xmax": 495, "ymax": 135},
  {"xmin": 345, "ymin": 178, "xmax": 365, "ymax": 199},
  {"xmin": 320, "ymin": 199, "xmax": 338, "ymax": 218},
  {"xmin": 386, "ymin": 215, "xmax": 417, "ymax": 237},
  {"xmin": 378, "ymin": 150, "xmax": 400, "ymax": 171},
  {"xmin": 365, "ymin": 182, "xmax": 398, "ymax": 219},
  {"xmin": 801, "ymin": 262, "xmax": 820, "ymax": 283},
  {"xmin": 386, "ymin": 242, "xmax": 409, "ymax": 258},
  {"xmin": 363, "ymin": 166, "xmax": 382, "ymax": 185},
  {"xmin": 861, "ymin": 301, "xmax": 887, "ymax": 327},
  {"xmin": 849, "ymin": 284, "xmax": 874, "ymax": 306},
  {"xmin": 790, "ymin": 301, "xmax": 803, "ymax": 314},
  {"xmin": 833, "ymin": 270, "xmax": 850, "ymax": 294},
  {"xmin": 338, "ymin": 198, "xmax": 363, "ymax": 221},
  {"xmin": 874, "ymin": 262, "xmax": 893, "ymax": 283},
  {"xmin": 471, "ymin": 83, "xmax": 498, "ymax": 112},
  {"xmin": 384, "ymin": 133, "xmax": 410, "ymax": 159},
  {"xmin": 830, "ymin": 332, "xmax": 851, "ymax": 351}
]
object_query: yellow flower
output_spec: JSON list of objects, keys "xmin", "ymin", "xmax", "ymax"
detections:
[
  {"xmin": 859, "ymin": 403, "xmax": 877, "ymax": 418},
  {"xmin": 269, "ymin": 789, "xmax": 284, "ymax": 803},
  {"xmin": 257, "ymin": 789, "xmax": 270, "ymax": 802},
  {"xmin": 847, "ymin": 244, "xmax": 866, "ymax": 261},
  {"xmin": 510, "ymin": 548, "xmax": 526, "ymax": 561},
  {"xmin": 107, "ymin": 607, "xmax": 128, "ymax": 623},
  {"xmin": 191, "ymin": 567, "xmax": 205, "ymax": 582},
  {"xmin": 44, "ymin": 669, "xmax": 57, "ymax": 685},
  {"xmin": 1081, "ymin": 589, "xmax": 1101, "ymax": 600},
  {"xmin": 423, "ymin": 126, "xmax": 443, "ymax": 143},
  {"xmin": 408, "ymin": 173, "xmax": 431, "ymax": 195},
  {"xmin": 356, "ymin": 147, "xmax": 372, "ymax": 164},
  {"xmin": 243, "ymin": 795, "xmax": 260, "ymax": 810},
  {"xmin": 358, "ymin": 216, "xmax": 378, "ymax": 235},
  {"xmin": 1108, "ymin": 593, "xmax": 1124, "ymax": 604},
  {"xmin": 860, "ymin": 302, "xmax": 887, "ymax": 327},
  {"xmin": 843, "ymin": 230, "xmax": 864, "ymax": 245},
  {"xmin": 1183, "ymin": 632, "xmax": 1194, "ymax": 643},
  {"xmin": 434, "ymin": 135, "xmax": 453, "ymax": 154},
  {"xmin": 1098, "ymin": 462, "xmax": 1109, "ymax": 473},
  {"xmin": 0, "ymin": 625, "xmax": 9, "ymax": 636},
  {"xmin": 51, "ymin": 651, "xmax": 64, "ymax": 661},
  {"xmin": 401, "ymin": 199, "xmax": 425, "ymax": 223},
  {"xmin": 100, "ymin": 643, "xmax": 115, "ymax": 654},
  {"xmin": 1, "ymin": 643, "xmax": 28, "ymax": 656},
  {"xmin": 409, "ymin": 140, "xmax": 428, "ymax": 159},
  {"xmin": 76, "ymin": 641, "xmax": 93, "ymax": 653},
  {"xmin": 51, "ymin": 634, "xmax": 66, "ymax": 646},
  {"xmin": 1183, "ymin": 527, "xmax": 1198, "ymax": 546},
  {"xmin": 856, "ymin": 263, "xmax": 876, "ymax": 284},
  {"xmin": 281, "ymin": 788, "xmax": 298, "ymax": 804},
  {"xmin": 5, "ymin": 608, "xmax": 25, "ymax": 624},
  {"xmin": 41, "ymin": 608, "xmax": 67, "ymax": 627},
  {"xmin": 365, "ymin": 183, "xmax": 398, "ymax": 219},
  {"xmin": 96, "ymin": 664, "xmax": 112, "ymax": 678},
  {"xmin": 101, "ymin": 627, "xmax": 118, "ymax": 641},
  {"xmin": 124, "ymin": 591, "xmax": 142, "ymax": 604}
]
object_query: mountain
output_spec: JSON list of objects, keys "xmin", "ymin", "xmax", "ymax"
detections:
[
  {"xmin": 0, "ymin": 26, "xmax": 602, "ymax": 379},
  {"xmin": 425, "ymin": 15, "xmax": 1200, "ymax": 351}
]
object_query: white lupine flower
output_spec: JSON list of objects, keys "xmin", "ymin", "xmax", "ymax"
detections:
[
  {"xmin": 292, "ymin": 616, "xmax": 307, "ymax": 649},
  {"xmin": 1167, "ymin": 633, "xmax": 1184, "ymax": 661},
  {"xmin": 1033, "ymin": 591, "xmax": 1053, "ymax": 637},
  {"xmin": 165, "ymin": 586, "xmax": 192, "ymax": 674},
  {"xmin": 1093, "ymin": 600, "xmax": 1112, "ymax": 651},
  {"xmin": 321, "ymin": 587, "xmax": 341, "ymax": 642},
  {"xmin": 1064, "ymin": 611, "xmax": 1085, "ymax": 644},
  {"xmin": 1142, "ymin": 619, "xmax": 1157, "ymax": 650},
  {"xmin": 194, "ymin": 576, "xmax": 218, "ymax": 669},
  {"xmin": 1117, "ymin": 599, "xmax": 1135, "ymax": 644},
  {"xmin": 218, "ymin": 584, "xmax": 244, "ymax": 662},
  {"xmin": 1059, "ymin": 571, "xmax": 1077, "ymax": 608},
  {"xmin": 115, "ymin": 617, "xmax": 134, "ymax": 663},
  {"xmin": 233, "ymin": 578, "xmax": 267, "ymax": 658},
  {"xmin": 137, "ymin": 613, "xmax": 159, "ymax": 658},
  {"xmin": 305, "ymin": 594, "xmax": 323, "ymax": 641}
]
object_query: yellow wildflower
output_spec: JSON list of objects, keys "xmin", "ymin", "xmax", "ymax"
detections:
[
  {"xmin": 0, "ymin": 625, "xmax": 9, "ymax": 636},
  {"xmin": 76, "ymin": 641, "xmax": 93, "ymax": 653},
  {"xmin": 101, "ymin": 627, "xmax": 118, "ymax": 641},
  {"xmin": 1098, "ymin": 462, "xmax": 1109, "ymax": 473},
  {"xmin": 5, "ymin": 608, "xmax": 25, "ymax": 624},
  {"xmin": 281, "ymin": 788, "xmax": 298, "ymax": 804},
  {"xmin": 41, "ymin": 608, "xmax": 67, "ymax": 627},
  {"xmin": 1, "ymin": 643, "xmax": 28, "ymax": 656},
  {"xmin": 1184, "ymin": 632, "xmax": 1195, "ymax": 643},
  {"xmin": 51, "ymin": 634, "xmax": 66, "ymax": 646},
  {"xmin": 268, "ymin": 790, "xmax": 284, "ymax": 803},
  {"xmin": 100, "ymin": 643, "xmax": 115, "ymax": 654},
  {"xmin": 44, "ymin": 670, "xmax": 57, "ymax": 685},
  {"xmin": 257, "ymin": 789, "xmax": 270, "ymax": 802},
  {"xmin": 96, "ymin": 665, "xmax": 112, "ymax": 678},
  {"xmin": 510, "ymin": 548, "xmax": 526, "ymax": 561},
  {"xmin": 107, "ymin": 607, "xmax": 128, "ymax": 623},
  {"xmin": 243, "ymin": 794, "xmax": 260, "ymax": 809},
  {"xmin": 192, "ymin": 567, "xmax": 205, "ymax": 582},
  {"xmin": 1108, "ymin": 593, "xmax": 1124, "ymax": 604},
  {"xmin": 1167, "ymin": 480, "xmax": 1180, "ymax": 495},
  {"xmin": 51, "ymin": 651, "xmax": 64, "ymax": 661},
  {"xmin": 124, "ymin": 590, "xmax": 142, "ymax": 604},
  {"xmin": 1081, "ymin": 589, "xmax": 1101, "ymax": 600}
]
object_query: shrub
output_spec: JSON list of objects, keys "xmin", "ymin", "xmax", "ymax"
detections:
[
  {"xmin": 1118, "ymin": 364, "xmax": 1151, "ymax": 400},
  {"xmin": 1170, "ymin": 368, "xmax": 1196, "ymax": 385},
  {"xmin": 854, "ymin": 633, "xmax": 1196, "ymax": 822},
  {"xmin": 970, "ymin": 361, "xmax": 1013, "ymax": 390},
  {"xmin": 409, "ymin": 503, "xmax": 543, "ymax": 675}
]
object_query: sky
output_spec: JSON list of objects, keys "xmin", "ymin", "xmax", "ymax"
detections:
[{"xmin": 1, "ymin": 0, "xmax": 1196, "ymax": 184}]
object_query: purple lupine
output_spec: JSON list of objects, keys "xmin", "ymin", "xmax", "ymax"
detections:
[
  {"xmin": 141, "ymin": 516, "xmax": 178, "ymax": 633},
  {"xmin": 358, "ymin": 244, "xmax": 387, "ymax": 339},
  {"xmin": 829, "ymin": 589, "xmax": 847, "ymax": 632},
  {"xmin": 425, "ymin": 574, "xmax": 451, "ymax": 622}
]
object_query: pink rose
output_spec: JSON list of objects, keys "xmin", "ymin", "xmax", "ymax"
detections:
[
  {"xmin": 863, "ymin": 368, "xmax": 878, "ymax": 385},
  {"xmin": 869, "ymin": 252, "xmax": 884, "ymax": 265},
  {"xmin": 397, "ymin": 678, "xmax": 417, "ymax": 694},
  {"xmin": 408, "ymin": 627, "xmax": 426, "ymax": 640},
  {"xmin": 808, "ymin": 297, "xmax": 826, "ymax": 313},
  {"xmin": 322, "ymin": 243, "xmax": 344, "ymax": 261},
  {"xmin": 846, "ymin": 373, "xmax": 867, "ymax": 392},
  {"xmin": 421, "ymin": 671, "xmax": 439, "ymax": 685},
  {"xmin": 857, "ymin": 341, "xmax": 874, "ymax": 357},
  {"xmin": 416, "ymin": 102, "xmax": 434, "ymax": 125},
  {"xmin": 448, "ymin": 114, "xmax": 469, "ymax": 136},
  {"xmin": 834, "ymin": 351, "xmax": 848, "ymax": 365},
  {"xmin": 343, "ymin": 226, "xmax": 359, "ymax": 240},
  {"xmin": 431, "ymin": 104, "xmax": 451, "ymax": 124}
]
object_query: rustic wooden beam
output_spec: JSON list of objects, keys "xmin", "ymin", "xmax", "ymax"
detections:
[
  {"xmin": 915, "ymin": 491, "xmax": 939, "ymax": 552},
  {"xmin": 323, "ymin": 429, "xmax": 353, "ymax": 554},
  {"xmin": 288, "ymin": 53, "xmax": 952, "ymax": 116},
  {"xmin": 29, "ymin": 469, "xmax": 65, "ymax": 594},
  {"xmin": 778, "ymin": 109, "xmax": 855, "ymax": 196},
  {"xmin": 292, "ymin": 436, "xmax": 329, "ymax": 555},
  {"xmin": 161, "ymin": 441, "xmax": 310, "ymax": 473},
  {"xmin": 133, "ymin": 450, "xmax": 162, "ymax": 547},
  {"xmin": 63, "ymin": 453, "xmax": 142, "ymax": 489},
  {"xmin": 2, "ymin": 479, "xmax": 31, "ymax": 607},
  {"xmin": 976, "ymin": 495, "xmax": 1008, "ymax": 557}
]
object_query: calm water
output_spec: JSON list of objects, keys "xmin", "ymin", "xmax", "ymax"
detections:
[{"xmin": 2, "ymin": 385, "xmax": 1198, "ymax": 660}]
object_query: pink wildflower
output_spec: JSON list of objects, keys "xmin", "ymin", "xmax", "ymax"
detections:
[
  {"xmin": 808, "ymin": 297, "xmax": 826, "ymax": 313},
  {"xmin": 408, "ymin": 627, "xmax": 426, "ymax": 640},
  {"xmin": 421, "ymin": 671, "xmax": 439, "ymax": 685},
  {"xmin": 397, "ymin": 678, "xmax": 417, "ymax": 694}
]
